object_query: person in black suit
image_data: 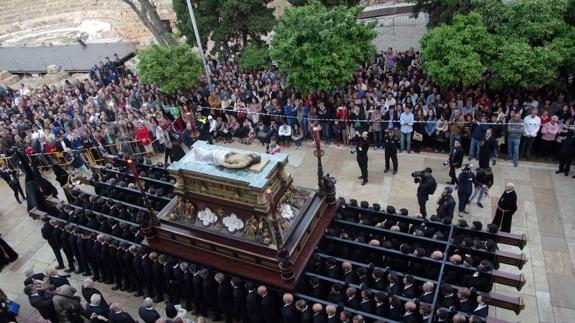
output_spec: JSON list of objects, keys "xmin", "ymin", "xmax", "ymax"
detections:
[
  {"xmin": 191, "ymin": 264, "xmax": 206, "ymax": 317},
  {"xmin": 478, "ymin": 128, "xmax": 496, "ymax": 169},
  {"xmin": 439, "ymin": 284, "xmax": 456, "ymax": 308},
  {"xmin": 341, "ymin": 262, "xmax": 357, "ymax": 284},
  {"xmin": 246, "ymin": 281, "xmax": 262, "ymax": 323},
  {"xmin": 0, "ymin": 165, "xmax": 26, "ymax": 204},
  {"xmin": 472, "ymin": 293, "xmax": 489, "ymax": 317},
  {"xmin": 281, "ymin": 293, "xmax": 298, "ymax": 323},
  {"xmin": 215, "ymin": 272, "xmax": 233, "ymax": 323},
  {"xmin": 41, "ymin": 218, "xmax": 65, "ymax": 269},
  {"xmin": 307, "ymin": 276, "xmax": 324, "ymax": 299},
  {"xmin": 258, "ymin": 285, "xmax": 277, "ymax": 323},
  {"xmin": 85, "ymin": 293, "xmax": 109, "ymax": 323},
  {"xmin": 401, "ymin": 301, "xmax": 420, "ymax": 323},
  {"xmin": 108, "ymin": 303, "xmax": 136, "ymax": 323},
  {"xmin": 383, "ymin": 128, "xmax": 400, "ymax": 174},
  {"xmin": 436, "ymin": 186, "xmax": 456, "ymax": 221},
  {"xmin": 150, "ymin": 253, "xmax": 165, "ymax": 302},
  {"xmin": 388, "ymin": 296, "xmax": 403, "ymax": 321},
  {"xmin": 402, "ymin": 275, "xmax": 417, "ymax": 298},
  {"xmin": 201, "ymin": 269, "xmax": 217, "ymax": 319},
  {"xmin": 358, "ymin": 289, "xmax": 374, "ymax": 314},
  {"xmin": 373, "ymin": 292, "xmax": 389, "ymax": 318},
  {"xmin": 420, "ymin": 281, "xmax": 434, "ymax": 304},
  {"xmin": 416, "ymin": 167, "xmax": 436, "ymax": 218},
  {"xmin": 296, "ymin": 299, "xmax": 313, "ymax": 323},
  {"xmin": 344, "ymin": 287, "xmax": 359, "ymax": 309},
  {"xmin": 491, "ymin": 182, "xmax": 518, "ymax": 233},
  {"xmin": 58, "ymin": 224, "xmax": 76, "ymax": 273},
  {"xmin": 457, "ymin": 164, "xmax": 475, "ymax": 216},
  {"xmin": 356, "ymin": 131, "xmax": 370, "ymax": 185},
  {"xmin": 456, "ymin": 287, "xmax": 477, "ymax": 313},
  {"xmin": 138, "ymin": 297, "xmax": 161, "ymax": 323},
  {"xmin": 129, "ymin": 246, "xmax": 144, "ymax": 297},
  {"xmin": 231, "ymin": 277, "xmax": 246, "ymax": 323},
  {"xmin": 82, "ymin": 278, "xmax": 109, "ymax": 309},
  {"xmin": 339, "ymin": 310, "xmax": 352, "ymax": 323},
  {"xmin": 312, "ymin": 303, "xmax": 326, "ymax": 323},
  {"xmin": 325, "ymin": 304, "xmax": 338, "ymax": 323},
  {"xmin": 386, "ymin": 272, "xmax": 403, "ymax": 296},
  {"xmin": 324, "ymin": 258, "xmax": 339, "ymax": 279},
  {"xmin": 448, "ymin": 140, "xmax": 464, "ymax": 185},
  {"xmin": 25, "ymin": 284, "xmax": 59, "ymax": 323},
  {"xmin": 46, "ymin": 268, "xmax": 70, "ymax": 288},
  {"xmin": 23, "ymin": 268, "xmax": 45, "ymax": 286}
]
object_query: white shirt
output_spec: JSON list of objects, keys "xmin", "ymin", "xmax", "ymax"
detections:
[
  {"xmin": 523, "ymin": 115, "xmax": 541, "ymax": 137},
  {"xmin": 278, "ymin": 125, "xmax": 292, "ymax": 137}
]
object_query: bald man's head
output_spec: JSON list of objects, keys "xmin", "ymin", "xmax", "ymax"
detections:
[
  {"xmin": 326, "ymin": 304, "xmax": 336, "ymax": 315},
  {"xmin": 282, "ymin": 293, "xmax": 293, "ymax": 304},
  {"xmin": 404, "ymin": 301, "xmax": 416, "ymax": 312},
  {"xmin": 450, "ymin": 254, "xmax": 462, "ymax": 264},
  {"xmin": 431, "ymin": 250, "xmax": 443, "ymax": 260},
  {"xmin": 257, "ymin": 285, "xmax": 268, "ymax": 296},
  {"xmin": 341, "ymin": 261, "xmax": 352, "ymax": 272},
  {"xmin": 312, "ymin": 303, "xmax": 323, "ymax": 313}
]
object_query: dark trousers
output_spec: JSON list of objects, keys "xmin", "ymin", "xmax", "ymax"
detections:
[
  {"xmin": 9, "ymin": 181, "xmax": 25, "ymax": 203},
  {"xmin": 458, "ymin": 191, "xmax": 471, "ymax": 212},
  {"xmin": 48, "ymin": 241, "xmax": 65, "ymax": 267},
  {"xmin": 520, "ymin": 136, "xmax": 536, "ymax": 160},
  {"xmin": 417, "ymin": 195, "xmax": 428, "ymax": 218},
  {"xmin": 62, "ymin": 247, "xmax": 75, "ymax": 270},
  {"xmin": 357, "ymin": 157, "xmax": 368, "ymax": 180},
  {"xmin": 449, "ymin": 166, "xmax": 459, "ymax": 185},
  {"xmin": 492, "ymin": 209, "xmax": 514, "ymax": 233},
  {"xmin": 385, "ymin": 152, "xmax": 398, "ymax": 171},
  {"xmin": 558, "ymin": 152, "xmax": 574, "ymax": 175}
]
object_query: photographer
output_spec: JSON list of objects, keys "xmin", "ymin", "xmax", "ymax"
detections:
[
  {"xmin": 470, "ymin": 167, "xmax": 493, "ymax": 208},
  {"xmin": 457, "ymin": 164, "xmax": 475, "ymax": 216},
  {"xmin": 415, "ymin": 167, "xmax": 436, "ymax": 218},
  {"xmin": 447, "ymin": 140, "xmax": 464, "ymax": 185}
]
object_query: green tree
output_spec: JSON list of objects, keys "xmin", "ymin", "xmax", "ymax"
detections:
[
  {"xmin": 122, "ymin": 0, "xmax": 174, "ymax": 46},
  {"xmin": 173, "ymin": 0, "xmax": 276, "ymax": 52},
  {"xmin": 420, "ymin": 12, "xmax": 497, "ymax": 87},
  {"xmin": 288, "ymin": 0, "xmax": 360, "ymax": 6},
  {"xmin": 270, "ymin": 0, "xmax": 376, "ymax": 93},
  {"xmin": 238, "ymin": 45, "xmax": 271, "ymax": 72},
  {"xmin": 137, "ymin": 43, "xmax": 202, "ymax": 93},
  {"xmin": 411, "ymin": 0, "xmax": 476, "ymax": 28}
]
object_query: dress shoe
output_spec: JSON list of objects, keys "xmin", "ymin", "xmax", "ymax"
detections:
[
  {"xmin": 361, "ymin": 180, "xmax": 368, "ymax": 186},
  {"xmin": 64, "ymin": 268, "xmax": 74, "ymax": 273},
  {"xmin": 358, "ymin": 176, "xmax": 363, "ymax": 179},
  {"xmin": 477, "ymin": 203, "xmax": 483, "ymax": 208},
  {"xmin": 393, "ymin": 170, "xmax": 397, "ymax": 175},
  {"xmin": 74, "ymin": 270, "xmax": 82, "ymax": 274},
  {"xmin": 461, "ymin": 210, "xmax": 469, "ymax": 214},
  {"xmin": 556, "ymin": 170, "xmax": 563, "ymax": 174},
  {"xmin": 384, "ymin": 169, "xmax": 389, "ymax": 173},
  {"xmin": 111, "ymin": 286, "xmax": 119, "ymax": 291},
  {"xmin": 55, "ymin": 265, "xmax": 65, "ymax": 270}
]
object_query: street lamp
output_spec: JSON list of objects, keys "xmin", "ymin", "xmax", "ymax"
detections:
[{"xmin": 185, "ymin": 0, "xmax": 211, "ymax": 86}]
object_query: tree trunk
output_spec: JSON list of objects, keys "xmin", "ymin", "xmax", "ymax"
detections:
[{"xmin": 121, "ymin": 0, "xmax": 173, "ymax": 46}]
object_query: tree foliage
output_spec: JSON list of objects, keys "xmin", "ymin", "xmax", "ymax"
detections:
[
  {"xmin": 420, "ymin": 13, "xmax": 496, "ymax": 87},
  {"xmin": 122, "ymin": 0, "xmax": 173, "ymax": 46},
  {"xmin": 173, "ymin": 0, "xmax": 276, "ymax": 52},
  {"xmin": 137, "ymin": 43, "xmax": 202, "ymax": 93},
  {"xmin": 238, "ymin": 45, "xmax": 271, "ymax": 72},
  {"xmin": 410, "ymin": 0, "xmax": 476, "ymax": 28},
  {"xmin": 420, "ymin": 0, "xmax": 575, "ymax": 90},
  {"xmin": 270, "ymin": 0, "xmax": 376, "ymax": 93}
]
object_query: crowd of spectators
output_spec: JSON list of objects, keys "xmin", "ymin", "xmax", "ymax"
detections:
[{"xmin": 0, "ymin": 48, "xmax": 574, "ymax": 177}]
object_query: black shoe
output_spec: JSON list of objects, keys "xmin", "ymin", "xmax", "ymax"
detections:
[
  {"xmin": 393, "ymin": 170, "xmax": 397, "ymax": 175},
  {"xmin": 565, "ymin": 173, "xmax": 570, "ymax": 176},
  {"xmin": 65, "ymin": 268, "xmax": 74, "ymax": 273},
  {"xmin": 556, "ymin": 170, "xmax": 563, "ymax": 174},
  {"xmin": 477, "ymin": 203, "xmax": 483, "ymax": 208},
  {"xmin": 358, "ymin": 176, "xmax": 363, "ymax": 179},
  {"xmin": 361, "ymin": 180, "xmax": 368, "ymax": 186},
  {"xmin": 384, "ymin": 169, "xmax": 389, "ymax": 173},
  {"xmin": 461, "ymin": 210, "xmax": 469, "ymax": 214},
  {"xmin": 446, "ymin": 181, "xmax": 452, "ymax": 185},
  {"xmin": 16, "ymin": 199, "xmax": 22, "ymax": 204},
  {"xmin": 112, "ymin": 286, "xmax": 119, "ymax": 291},
  {"xmin": 55, "ymin": 265, "xmax": 65, "ymax": 270}
]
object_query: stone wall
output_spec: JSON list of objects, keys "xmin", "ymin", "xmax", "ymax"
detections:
[{"xmin": 0, "ymin": 0, "xmax": 176, "ymax": 47}]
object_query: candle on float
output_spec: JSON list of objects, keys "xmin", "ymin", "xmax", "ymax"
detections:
[
  {"xmin": 266, "ymin": 188, "xmax": 275, "ymax": 213},
  {"xmin": 313, "ymin": 126, "xmax": 321, "ymax": 151},
  {"xmin": 127, "ymin": 159, "xmax": 139, "ymax": 181}
]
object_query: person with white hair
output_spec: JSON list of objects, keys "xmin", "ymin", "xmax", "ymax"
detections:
[
  {"xmin": 138, "ymin": 297, "xmax": 161, "ymax": 323},
  {"xmin": 85, "ymin": 293, "xmax": 109, "ymax": 323},
  {"xmin": 491, "ymin": 182, "xmax": 518, "ymax": 233},
  {"xmin": 108, "ymin": 302, "xmax": 137, "ymax": 322},
  {"xmin": 82, "ymin": 277, "xmax": 109, "ymax": 309}
]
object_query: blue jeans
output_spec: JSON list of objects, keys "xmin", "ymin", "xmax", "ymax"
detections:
[
  {"xmin": 400, "ymin": 132, "xmax": 411, "ymax": 151},
  {"xmin": 469, "ymin": 138, "xmax": 481, "ymax": 159},
  {"xmin": 372, "ymin": 130, "xmax": 382, "ymax": 148},
  {"xmin": 507, "ymin": 137, "xmax": 521, "ymax": 166},
  {"xmin": 449, "ymin": 134, "xmax": 462, "ymax": 152},
  {"xmin": 321, "ymin": 121, "xmax": 331, "ymax": 144},
  {"xmin": 300, "ymin": 117, "xmax": 309, "ymax": 138}
]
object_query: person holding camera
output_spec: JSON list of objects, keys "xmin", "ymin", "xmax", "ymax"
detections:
[
  {"xmin": 457, "ymin": 164, "xmax": 475, "ymax": 216},
  {"xmin": 415, "ymin": 167, "xmax": 436, "ymax": 218},
  {"xmin": 447, "ymin": 140, "xmax": 464, "ymax": 185},
  {"xmin": 383, "ymin": 129, "xmax": 400, "ymax": 175},
  {"xmin": 356, "ymin": 131, "xmax": 370, "ymax": 185}
]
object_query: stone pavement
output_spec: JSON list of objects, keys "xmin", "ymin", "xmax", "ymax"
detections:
[{"xmin": 0, "ymin": 140, "xmax": 573, "ymax": 322}]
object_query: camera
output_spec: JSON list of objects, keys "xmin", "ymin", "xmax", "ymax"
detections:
[{"xmin": 411, "ymin": 170, "xmax": 423, "ymax": 183}]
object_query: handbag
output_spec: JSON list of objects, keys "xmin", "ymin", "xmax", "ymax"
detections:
[
  {"xmin": 413, "ymin": 131, "xmax": 423, "ymax": 141},
  {"xmin": 6, "ymin": 300, "xmax": 20, "ymax": 316}
]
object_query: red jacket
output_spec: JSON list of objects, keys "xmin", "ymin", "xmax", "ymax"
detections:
[{"xmin": 135, "ymin": 126, "xmax": 152, "ymax": 145}]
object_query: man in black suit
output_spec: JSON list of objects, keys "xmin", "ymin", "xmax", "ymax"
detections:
[
  {"xmin": 383, "ymin": 128, "xmax": 400, "ymax": 174},
  {"xmin": 108, "ymin": 303, "xmax": 136, "ymax": 323},
  {"xmin": 191, "ymin": 264, "xmax": 206, "ymax": 316},
  {"xmin": 246, "ymin": 281, "xmax": 262, "ymax": 323},
  {"xmin": 215, "ymin": 272, "xmax": 233, "ymax": 323},
  {"xmin": 307, "ymin": 276, "xmax": 324, "ymax": 299},
  {"xmin": 420, "ymin": 281, "xmax": 435, "ymax": 304},
  {"xmin": 312, "ymin": 303, "xmax": 325, "ymax": 323},
  {"xmin": 472, "ymin": 293, "xmax": 489, "ymax": 317},
  {"xmin": 358, "ymin": 289, "xmax": 374, "ymax": 314},
  {"xmin": 46, "ymin": 268, "xmax": 70, "ymax": 288},
  {"xmin": 339, "ymin": 310, "xmax": 352, "ymax": 323},
  {"xmin": 448, "ymin": 140, "xmax": 464, "ymax": 185},
  {"xmin": 281, "ymin": 293, "xmax": 298, "ymax": 323},
  {"xmin": 373, "ymin": 292, "xmax": 389, "ymax": 318},
  {"xmin": 386, "ymin": 272, "xmax": 403, "ymax": 296},
  {"xmin": 85, "ymin": 293, "xmax": 110, "ymax": 323},
  {"xmin": 41, "ymin": 218, "xmax": 65, "ymax": 269},
  {"xmin": 82, "ymin": 278, "xmax": 109, "ymax": 309},
  {"xmin": 151, "ymin": 253, "xmax": 165, "ymax": 302},
  {"xmin": 416, "ymin": 167, "xmax": 436, "ymax": 218},
  {"xmin": 401, "ymin": 301, "xmax": 420, "ymax": 323},
  {"xmin": 324, "ymin": 257, "xmax": 339, "ymax": 279},
  {"xmin": 456, "ymin": 287, "xmax": 477, "ymax": 313},
  {"xmin": 344, "ymin": 287, "xmax": 359, "ymax": 309},
  {"xmin": 23, "ymin": 268, "xmax": 45, "ymax": 286},
  {"xmin": 25, "ymin": 284, "xmax": 59, "ymax": 323},
  {"xmin": 439, "ymin": 284, "xmax": 457, "ymax": 308},
  {"xmin": 138, "ymin": 297, "xmax": 161, "ymax": 323},
  {"xmin": 296, "ymin": 299, "xmax": 313, "ymax": 323},
  {"xmin": 341, "ymin": 262, "xmax": 357, "ymax": 284},
  {"xmin": 231, "ymin": 277, "xmax": 246, "ymax": 323},
  {"xmin": 201, "ymin": 269, "xmax": 217, "ymax": 319},
  {"xmin": 402, "ymin": 275, "xmax": 418, "ymax": 298},
  {"xmin": 325, "ymin": 304, "xmax": 338, "ymax": 323},
  {"xmin": 356, "ymin": 131, "xmax": 370, "ymax": 185},
  {"xmin": 258, "ymin": 285, "xmax": 277, "ymax": 323},
  {"xmin": 129, "ymin": 246, "xmax": 144, "ymax": 297}
]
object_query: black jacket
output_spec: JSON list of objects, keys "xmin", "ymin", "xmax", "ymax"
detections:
[
  {"xmin": 29, "ymin": 291, "xmax": 59, "ymax": 322},
  {"xmin": 356, "ymin": 138, "xmax": 369, "ymax": 160},
  {"xmin": 108, "ymin": 311, "xmax": 136, "ymax": 323},
  {"xmin": 281, "ymin": 304, "xmax": 298, "ymax": 323},
  {"xmin": 449, "ymin": 147, "xmax": 464, "ymax": 168},
  {"xmin": 383, "ymin": 135, "xmax": 399, "ymax": 155},
  {"xmin": 138, "ymin": 306, "xmax": 161, "ymax": 323}
]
